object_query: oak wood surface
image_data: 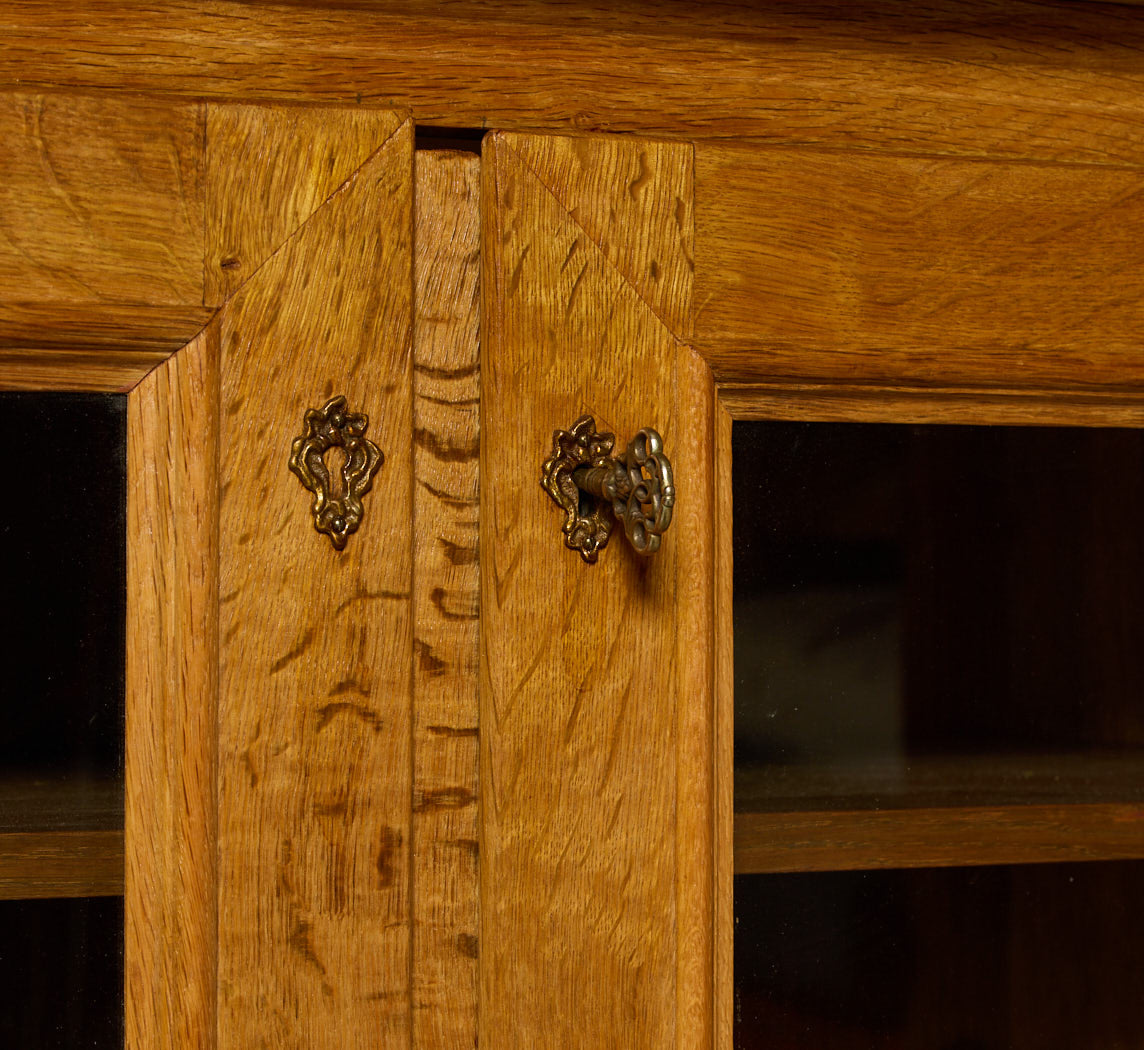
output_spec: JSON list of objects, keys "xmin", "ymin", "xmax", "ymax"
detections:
[
  {"xmin": 204, "ymin": 103, "xmax": 405, "ymax": 305},
  {"xmin": 6, "ymin": 2, "xmax": 1144, "ymax": 166},
  {"xmin": 411, "ymin": 149, "xmax": 481, "ymax": 1050},
  {"xmin": 0, "ymin": 92, "xmax": 403, "ymax": 373},
  {"xmin": 675, "ymin": 344, "xmax": 716, "ymax": 1050},
  {"xmin": 481, "ymin": 129, "xmax": 713, "ymax": 1049},
  {"xmin": 0, "ymin": 92, "xmax": 205, "ymax": 308},
  {"xmin": 695, "ymin": 144, "xmax": 1144, "ymax": 395},
  {"xmin": 0, "ymin": 303, "xmax": 213, "ymax": 353},
  {"xmin": 126, "ymin": 325, "xmax": 219, "ymax": 1050},
  {"xmin": 718, "ymin": 382, "xmax": 1144, "ymax": 428},
  {"xmin": 0, "ymin": 831, "xmax": 124, "ymax": 899},
  {"xmin": 714, "ymin": 403, "xmax": 734, "ymax": 1050},
  {"xmin": 736, "ymin": 754, "xmax": 1144, "ymax": 871},
  {"xmin": 735, "ymin": 754, "xmax": 1144, "ymax": 811},
  {"xmin": 734, "ymin": 803, "xmax": 1144, "ymax": 873},
  {"xmin": 215, "ymin": 115, "xmax": 413, "ymax": 1049},
  {"xmin": 0, "ymin": 347, "xmax": 173, "ymax": 391}
]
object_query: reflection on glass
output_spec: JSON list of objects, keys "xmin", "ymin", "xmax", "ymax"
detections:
[
  {"xmin": 736, "ymin": 863, "xmax": 1144, "ymax": 1050},
  {"xmin": 734, "ymin": 422, "xmax": 1144, "ymax": 797},
  {"xmin": 0, "ymin": 897, "xmax": 124, "ymax": 1048},
  {"xmin": 0, "ymin": 393, "xmax": 125, "ymax": 791},
  {"xmin": 0, "ymin": 393, "xmax": 126, "ymax": 1043}
]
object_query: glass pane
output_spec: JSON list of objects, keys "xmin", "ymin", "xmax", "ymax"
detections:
[
  {"xmin": 0, "ymin": 393, "xmax": 125, "ymax": 1037},
  {"xmin": 735, "ymin": 862, "xmax": 1144, "ymax": 1050},
  {"xmin": 0, "ymin": 392, "xmax": 125, "ymax": 820},
  {"xmin": 0, "ymin": 897, "xmax": 123, "ymax": 1048},
  {"xmin": 734, "ymin": 421, "xmax": 1144, "ymax": 807}
]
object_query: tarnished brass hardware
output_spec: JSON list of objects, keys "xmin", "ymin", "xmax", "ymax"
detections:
[
  {"xmin": 541, "ymin": 414, "xmax": 675, "ymax": 563},
  {"xmin": 289, "ymin": 395, "xmax": 384, "ymax": 550}
]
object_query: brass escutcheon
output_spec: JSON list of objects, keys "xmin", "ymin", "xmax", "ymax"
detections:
[
  {"xmin": 289, "ymin": 395, "xmax": 384, "ymax": 550},
  {"xmin": 541, "ymin": 414, "xmax": 675, "ymax": 563}
]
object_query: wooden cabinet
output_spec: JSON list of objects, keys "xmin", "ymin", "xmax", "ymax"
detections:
[
  {"xmin": 2, "ymin": 3, "xmax": 1144, "ymax": 1046},
  {"xmin": 2, "ymin": 96, "xmax": 420, "ymax": 1047}
]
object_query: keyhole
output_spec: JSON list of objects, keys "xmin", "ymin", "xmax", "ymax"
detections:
[{"xmin": 324, "ymin": 446, "xmax": 348, "ymax": 500}]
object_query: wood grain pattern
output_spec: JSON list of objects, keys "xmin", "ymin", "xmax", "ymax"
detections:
[
  {"xmin": 719, "ymin": 383, "xmax": 1144, "ymax": 428},
  {"xmin": 695, "ymin": 145, "xmax": 1144, "ymax": 394},
  {"xmin": 481, "ymin": 130, "xmax": 712, "ymax": 1049},
  {"xmin": 0, "ymin": 348, "xmax": 172, "ymax": 391},
  {"xmin": 0, "ymin": 303, "xmax": 212, "ymax": 353},
  {"xmin": 675, "ymin": 344, "xmax": 715, "ymax": 1050},
  {"xmin": 503, "ymin": 133, "xmax": 694, "ymax": 340},
  {"xmin": 6, "ymin": 2, "xmax": 1144, "ymax": 165},
  {"xmin": 411, "ymin": 149, "xmax": 481, "ymax": 1050},
  {"xmin": 204, "ymin": 103, "xmax": 405, "ymax": 305},
  {"xmin": 713, "ymin": 403, "xmax": 734, "ymax": 1050},
  {"xmin": 0, "ymin": 92, "xmax": 205, "ymax": 307},
  {"xmin": 734, "ymin": 803, "xmax": 1144, "ymax": 873},
  {"xmin": 735, "ymin": 754, "xmax": 1144, "ymax": 812},
  {"xmin": 216, "ymin": 116, "xmax": 413, "ymax": 1049},
  {"xmin": 0, "ymin": 831, "xmax": 123, "ymax": 899},
  {"xmin": 126, "ymin": 325, "xmax": 219, "ymax": 1050}
]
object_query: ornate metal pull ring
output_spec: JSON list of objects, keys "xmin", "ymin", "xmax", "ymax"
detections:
[
  {"xmin": 541, "ymin": 415, "xmax": 675, "ymax": 563},
  {"xmin": 289, "ymin": 395, "xmax": 384, "ymax": 550}
]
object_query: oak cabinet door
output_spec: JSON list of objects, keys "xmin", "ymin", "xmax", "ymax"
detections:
[
  {"xmin": 0, "ymin": 93, "xmax": 417, "ymax": 1049},
  {"xmin": 210, "ymin": 109, "xmax": 414, "ymax": 1049},
  {"xmin": 479, "ymin": 131, "xmax": 724, "ymax": 1050},
  {"xmin": 2, "ymin": 97, "xmax": 721, "ymax": 1050}
]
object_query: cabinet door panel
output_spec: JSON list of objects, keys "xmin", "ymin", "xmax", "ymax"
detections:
[
  {"xmin": 411, "ymin": 149, "xmax": 482, "ymax": 1049},
  {"xmin": 204, "ymin": 104, "xmax": 405, "ymax": 306},
  {"xmin": 480, "ymin": 130, "xmax": 718, "ymax": 1049},
  {"xmin": 216, "ymin": 118, "xmax": 415, "ymax": 1049},
  {"xmin": 127, "ymin": 325, "xmax": 219, "ymax": 1049}
]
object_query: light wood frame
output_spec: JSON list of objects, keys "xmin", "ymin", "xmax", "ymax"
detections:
[
  {"xmin": 479, "ymin": 124, "xmax": 1144, "ymax": 1049},
  {"xmin": 2, "ymin": 91, "xmax": 416, "ymax": 1049},
  {"xmin": 6, "ymin": 77, "xmax": 1143, "ymax": 1049}
]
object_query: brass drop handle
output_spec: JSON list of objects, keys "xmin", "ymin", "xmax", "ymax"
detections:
[
  {"xmin": 289, "ymin": 395, "xmax": 384, "ymax": 550},
  {"xmin": 542, "ymin": 415, "xmax": 675, "ymax": 563}
]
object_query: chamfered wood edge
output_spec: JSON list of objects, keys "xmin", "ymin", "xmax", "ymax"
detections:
[
  {"xmin": 713, "ymin": 398, "xmax": 733, "ymax": 1050},
  {"xmin": 0, "ymin": 347, "xmax": 179, "ymax": 392},
  {"xmin": 202, "ymin": 101, "xmax": 410, "ymax": 306},
  {"xmin": 734, "ymin": 803, "xmax": 1144, "ymax": 873},
  {"xmin": 715, "ymin": 381, "xmax": 1144, "ymax": 427},
  {"xmin": 0, "ymin": 96, "xmax": 408, "ymax": 391},
  {"xmin": 213, "ymin": 115, "xmax": 415, "ymax": 1047},
  {"xmin": 479, "ymin": 126, "xmax": 711, "ymax": 1049},
  {"xmin": 0, "ymin": 830, "xmax": 124, "ymax": 899},
  {"xmin": 125, "ymin": 323, "xmax": 220, "ymax": 1050},
  {"xmin": 0, "ymin": 100, "xmax": 415, "ymax": 1044},
  {"xmin": 484, "ymin": 127, "xmax": 696, "ymax": 346},
  {"xmin": 676, "ymin": 344, "xmax": 717, "ymax": 1050}
]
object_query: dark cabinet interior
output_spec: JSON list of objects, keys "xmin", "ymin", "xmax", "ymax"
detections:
[
  {"xmin": 733, "ymin": 420, "xmax": 1144, "ymax": 1048},
  {"xmin": 736, "ymin": 863, "xmax": 1144, "ymax": 1050},
  {"xmin": 0, "ymin": 393, "xmax": 125, "ymax": 1045}
]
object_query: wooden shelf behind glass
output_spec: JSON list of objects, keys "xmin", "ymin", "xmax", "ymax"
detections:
[
  {"xmin": 0, "ymin": 776, "xmax": 123, "ymax": 899},
  {"xmin": 735, "ymin": 753, "xmax": 1144, "ymax": 873}
]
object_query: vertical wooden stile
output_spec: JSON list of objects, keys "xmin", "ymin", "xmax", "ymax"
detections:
[
  {"xmin": 480, "ymin": 130, "xmax": 717, "ymax": 1049},
  {"xmin": 411, "ymin": 149, "xmax": 482, "ymax": 1050},
  {"xmin": 214, "ymin": 117, "xmax": 416, "ymax": 1049},
  {"xmin": 713, "ymin": 402, "xmax": 735, "ymax": 1050},
  {"xmin": 126, "ymin": 326, "xmax": 220, "ymax": 1050}
]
